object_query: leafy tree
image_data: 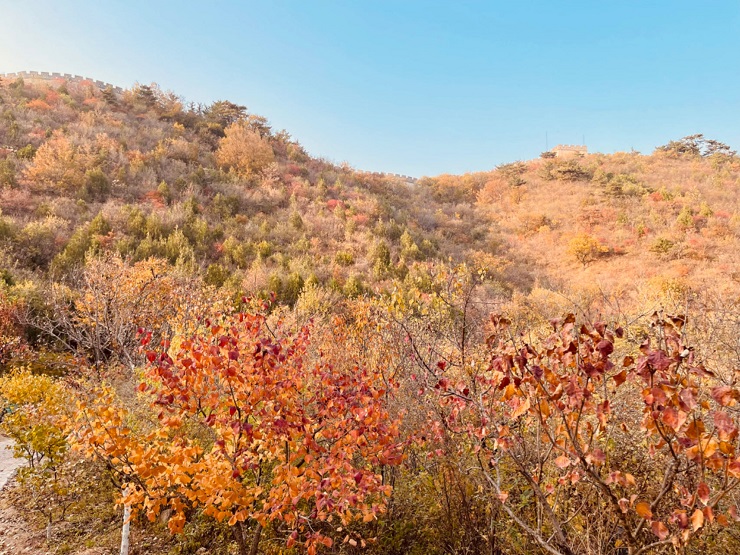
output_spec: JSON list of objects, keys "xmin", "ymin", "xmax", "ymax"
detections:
[
  {"xmin": 656, "ymin": 134, "xmax": 736, "ymax": 158},
  {"xmin": 567, "ymin": 233, "xmax": 608, "ymax": 267},
  {"xmin": 0, "ymin": 368, "xmax": 80, "ymax": 543},
  {"xmin": 25, "ymin": 132, "xmax": 86, "ymax": 193},
  {"xmin": 215, "ymin": 120, "xmax": 275, "ymax": 177},
  {"xmin": 75, "ymin": 311, "xmax": 403, "ymax": 555},
  {"xmin": 205, "ymin": 100, "xmax": 247, "ymax": 130}
]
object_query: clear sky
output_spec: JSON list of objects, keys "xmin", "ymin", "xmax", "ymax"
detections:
[{"xmin": 1, "ymin": 1, "xmax": 738, "ymax": 177}]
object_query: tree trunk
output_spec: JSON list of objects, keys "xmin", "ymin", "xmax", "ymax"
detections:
[
  {"xmin": 249, "ymin": 523, "xmax": 263, "ymax": 555},
  {"xmin": 231, "ymin": 522, "xmax": 262, "ymax": 555},
  {"xmin": 232, "ymin": 523, "xmax": 249, "ymax": 555},
  {"xmin": 46, "ymin": 518, "xmax": 52, "ymax": 544},
  {"xmin": 120, "ymin": 503, "xmax": 131, "ymax": 555}
]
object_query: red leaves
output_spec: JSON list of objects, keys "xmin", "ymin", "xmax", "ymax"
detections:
[
  {"xmin": 711, "ymin": 386, "xmax": 738, "ymax": 407},
  {"xmin": 713, "ymin": 411, "xmax": 737, "ymax": 441},
  {"xmin": 89, "ymin": 309, "xmax": 403, "ymax": 550},
  {"xmin": 678, "ymin": 388, "xmax": 697, "ymax": 411},
  {"xmin": 660, "ymin": 407, "xmax": 687, "ymax": 431},
  {"xmin": 585, "ymin": 448, "xmax": 606, "ymax": 466},
  {"xmin": 596, "ymin": 339, "xmax": 613, "ymax": 357},
  {"xmin": 697, "ymin": 482, "xmax": 710, "ymax": 505}
]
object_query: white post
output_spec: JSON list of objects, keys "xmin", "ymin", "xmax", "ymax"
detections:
[{"xmin": 120, "ymin": 487, "xmax": 131, "ymax": 555}]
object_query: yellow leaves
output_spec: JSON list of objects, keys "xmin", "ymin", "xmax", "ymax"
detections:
[{"xmin": 215, "ymin": 120, "xmax": 275, "ymax": 177}]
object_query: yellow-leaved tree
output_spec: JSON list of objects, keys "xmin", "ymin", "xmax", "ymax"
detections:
[
  {"xmin": 0, "ymin": 368, "xmax": 81, "ymax": 544},
  {"xmin": 215, "ymin": 120, "xmax": 275, "ymax": 177}
]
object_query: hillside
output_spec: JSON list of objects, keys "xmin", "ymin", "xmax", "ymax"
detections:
[
  {"xmin": 1, "ymin": 76, "xmax": 738, "ymax": 311},
  {"xmin": 0, "ymin": 74, "xmax": 512, "ymax": 301},
  {"xmin": 1, "ymin": 74, "xmax": 740, "ymax": 555}
]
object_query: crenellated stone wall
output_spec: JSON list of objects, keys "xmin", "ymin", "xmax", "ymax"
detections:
[
  {"xmin": 0, "ymin": 70, "xmax": 124, "ymax": 95},
  {"xmin": 357, "ymin": 170, "xmax": 418, "ymax": 183},
  {"xmin": 551, "ymin": 144, "xmax": 588, "ymax": 158}
]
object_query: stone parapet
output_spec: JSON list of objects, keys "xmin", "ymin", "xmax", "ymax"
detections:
[{"xmin": 0, "ymin": 70, "xmax": 124, "ymax": 94}]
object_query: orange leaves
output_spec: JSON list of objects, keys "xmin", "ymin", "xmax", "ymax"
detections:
[
  {"xmin": 509, "ymin": 396, "xmax": 530, "ymax": 419},
  {"xmin": 554, "ymin": 455, "xmax": 571, "ymax": 469},
  {"xmin": 636, "ymin": 502, "xmax": 653, "ymax": 519},
  {"xmin": 691, "ymin": 508, "xmax": 704, "ymax": 531},
  {"xmin": 651, "ymin": 520, "xmax": 669, "ymax": 540},
  {"xmin": 612, "ymin": 369, "xmax": 628, "ymax": 387},
  {"xmin": 660, "ymin": 407, "xmax": 688, "ymax": 431},
  {"xmin": 711, "ymin": 386, "xmax": 738, "ymax": 407}
]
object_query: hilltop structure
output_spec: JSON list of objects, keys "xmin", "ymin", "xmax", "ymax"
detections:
[
  {"xmin": 0, "ymin": 70, "xmax": 123, "ymax": 94},
  {"xmin": 551, "ymin": 144, "xmax": 588, "ymax": 158}
]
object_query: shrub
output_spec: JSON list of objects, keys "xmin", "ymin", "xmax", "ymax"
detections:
[
  {"xmin": 16, "ymin": 144, "xmax": 37, "ymax": 160},
  {"xmin": 567, "ymin": 233, "xmax": 608, "ymax": 267},
  {"xmin": 540, "ymin": 160, "xmax": 593, "ymax": 181},
  {"xmin": 204, "ymin": 263, "xmax": 230, "ymax": 287},
  {"xmin": 215, "ymin": 120, "xmax": 275, "ymax": 177},
  {"xmin": 81, "ymin": 168, "xmax": 110, "ymax": 201},
  {"xmin": 334, "ymin": 251, "xmax": 355, "ymax": 266},
  {"xmin": 650, "ymin": 236, "xmax": 675, "ymax": 255},
  {"xmin": 0, "ymin": 159, "xmax": 16, "ymax": 188}
]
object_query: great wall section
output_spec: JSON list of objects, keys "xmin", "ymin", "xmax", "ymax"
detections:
[{"xmin": 0, "ymin": 70, "xmax": 123, "ymax": 94}]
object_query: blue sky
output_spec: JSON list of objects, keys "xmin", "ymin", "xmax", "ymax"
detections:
[{"xmin": 1, "ymin": 1, "xmax": 738, "ymax": 176}]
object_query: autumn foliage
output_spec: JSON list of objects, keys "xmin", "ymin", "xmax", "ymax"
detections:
[
  {"xmin": 74, "ymin": 309, "xmax": 403, "ymax": 554},
  {"xmin": 0, "ymin": 76, "xmax": 739, "ymax": 554},
  {"xmin": 424, "ymin": 312, "xmax": 740, "ymax": 554}
]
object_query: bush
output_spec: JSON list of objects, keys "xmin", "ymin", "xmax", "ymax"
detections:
[
  {"xmin": 567, "ymin": 233, "xmax": 608, "ymax": 266},
  {"xmin": 540, "ymin": 160, "xmax": 593, "ymax": 181},
  {"xmin": 334, "ymin": 251, "xmax": 355, "ymax": 266},
  {"xmin": 81, "ymin": 168, "xmax": 110, "ymax": 201},
  {"xmin": 16, "ymin": 144, "xmax": 37, "ymax": 160},
  {"xmin": 204, "ymin": 263, "xmax": 230, "ymax": 287},
  {"xmin": 215, "ymin": 120, "xmax": 275, "ymax": 177},
  {"xmin": 0, "ymin": 160, "xmax": 16, "ymax": 189}
]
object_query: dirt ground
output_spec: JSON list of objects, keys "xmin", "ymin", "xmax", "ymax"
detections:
[{"xmin": 0, "ymin": 436, "xmax": 51, "ymax": 555}]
